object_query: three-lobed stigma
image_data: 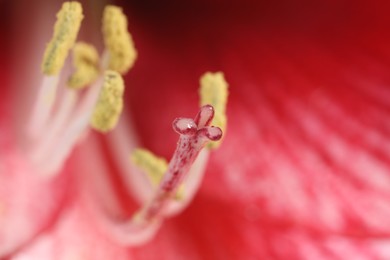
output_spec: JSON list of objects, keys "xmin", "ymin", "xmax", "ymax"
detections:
[
  {"xmin": 41, "ymin": 1, "xmax": 84, "ymax": 75},
  {"xmin": 90, "ymin": 70, "xmax": 125, "ymax": 132},
  {"xmin": 136, "ymin": 105, "xmax": 223, "ymax": 222}
]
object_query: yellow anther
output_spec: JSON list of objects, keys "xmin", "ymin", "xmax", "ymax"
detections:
[
  {"xmin": 41, "ymin": 1, "xmax": 84, "ymax": 75},
  {"xmin": 90, "ymin": 70, "xmax": 124, "ymax": 132},
  {"xmin": 199, "ymin": 72, "xmax": 229, "ymax": 149},
  {"xmin": 102, "ymin": 5, "xmax": 137, "ymax": 74},
  {"xmin": 131, "ymin": 149, "xmax": 168, "ymax": 185},
  {"xmin": 131, "ymin": 149, "xmax": 184, "ymax": 200},
  {"xmin": 67, "ymin": 42, "xmax": 100, "ymax": 89}
]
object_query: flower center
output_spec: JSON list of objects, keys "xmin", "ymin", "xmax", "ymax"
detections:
[{"xmin": 24, "ymin": 1, "xmax": 229, "ymax": 246}]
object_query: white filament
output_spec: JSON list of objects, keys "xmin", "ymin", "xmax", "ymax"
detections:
[{"xmin": 27, "ymin": 75, "xmax": 60, "ymax": 139}]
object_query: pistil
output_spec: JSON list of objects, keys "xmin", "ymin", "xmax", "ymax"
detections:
[
  {"xmin": 96, "ymin": 105, "xmax": 224, "ymax": 246},
  {"xmin": 137, "ymin": 105, "xmax": 222, "ymax": 223}
]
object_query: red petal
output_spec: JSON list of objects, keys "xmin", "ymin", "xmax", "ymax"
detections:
[{"xmin": 5, "ymin": 1, "xmax": 390, "ymax": 259}]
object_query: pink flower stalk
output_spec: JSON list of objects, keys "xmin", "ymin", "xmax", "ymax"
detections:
[{"xmin": 2, "ymin": 0, "xmax": 390, "ymax": 259}]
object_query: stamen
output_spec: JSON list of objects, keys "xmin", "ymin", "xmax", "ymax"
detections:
[
  {"xmin": 136, "ymin": 105, "xmax": 222, "ymax": 222},
  {"xmin": 41, "ymin": 1, "xmax": 84, "ymax": 75},
  {"xmin": 102, "ymin": 5, "xmax": 137, "ymax": 74},
  {"xmin": 67, "ymin": 42, "xmax": 100, "ymax": 89},
  {"xmin": 90, "ymin": 70, "xmax": 125, "ymax": 132},
  {"xmin": 199, "ymin": 72, "xmax": 229, "ymax": 148},
  {"xmin": 28, "ymin": 3, "xmax": 139, "ymax": 175},
  {"xmin": 131, "ymin": 149, "xmax": 184, "ymax": 200},
  {"xmin": 39, "ymin": 75, "xmax": 104, "ymax": 175},
  {"xmin": 29, "ymin": 89, "xmax": 77, "ymax": 165},
  {"xmin": 28, "ymin": 1, "xmax": 83, "ymax": 138}
]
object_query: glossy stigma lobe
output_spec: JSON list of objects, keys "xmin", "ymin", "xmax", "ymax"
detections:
[{"xmin": 173, "ymin": 118, "xmax": 197, "ymax": 135}]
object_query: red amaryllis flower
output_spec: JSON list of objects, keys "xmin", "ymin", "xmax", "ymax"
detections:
[{"xmin": 3, "ymin": 0, "xmax": 390, "ymax": 259}]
